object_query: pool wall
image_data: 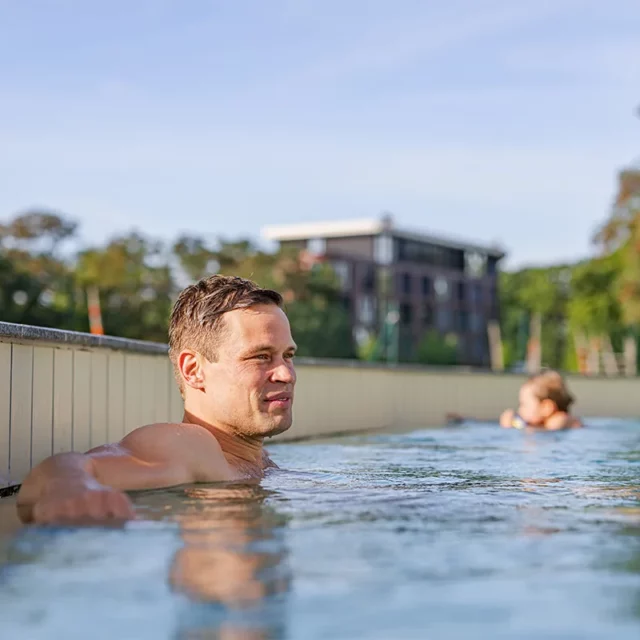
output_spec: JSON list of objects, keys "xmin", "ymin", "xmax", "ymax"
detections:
[{"xmin": 1, "ymin": 321, "xmax": 638, "ymax": 488}]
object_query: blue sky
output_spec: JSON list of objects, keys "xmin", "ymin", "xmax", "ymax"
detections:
[{"xmin": 0, "ymin": 0, "xmax": 638, "ymax": 268}]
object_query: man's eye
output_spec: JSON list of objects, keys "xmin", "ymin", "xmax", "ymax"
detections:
[
  {"xmin": 255, "ymin": 354, "xmax": 270, "ymax": 361},
  {"xmin": 284, "ymin": 353, "xmax": 295, "ymax": 360}
]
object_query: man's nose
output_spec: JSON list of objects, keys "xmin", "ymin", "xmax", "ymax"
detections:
[{"xmin": 271, "ymin": 359, "xmax": 295, "ymax": 384}]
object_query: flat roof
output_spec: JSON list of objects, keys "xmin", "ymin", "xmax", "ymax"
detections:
[{"xmin": 262, "ymin": 217, "xmax": 506, "ymax": 259}]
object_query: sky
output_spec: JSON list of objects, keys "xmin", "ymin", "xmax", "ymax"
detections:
[{"xmin": 0, "ymin": 0, "xmax": 638, "ymax": 268}]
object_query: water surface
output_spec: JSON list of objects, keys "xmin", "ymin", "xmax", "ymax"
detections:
[{"xmin": 0, "ymin": 419, "xmax": 639, "ymax": 639}]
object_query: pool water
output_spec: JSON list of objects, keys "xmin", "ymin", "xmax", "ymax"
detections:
[{"xmin": 0, "ymin": 419, "xmax": 639, "ymax": 639}]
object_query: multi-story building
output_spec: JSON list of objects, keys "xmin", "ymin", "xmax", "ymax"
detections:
[{"xmin": 262, "ymin": 216, "xmax": 506, "ymax": 366}]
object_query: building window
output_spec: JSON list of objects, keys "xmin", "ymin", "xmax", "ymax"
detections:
[
  {"xmin": 361, "ymin": 265, "xmax": 376, "ymax": 293},
  {"xmin": 423, "ymin": 303, "xmax": 434, "ymax": 326},
  {"xmin": 357, "ymin": 295, "xmax": 376, "ymax": 326},
  {"xmin": 457, "ymin": 310, "xmax": 469, "ymax": 332},
  {"xmin": 421, "ymin": 276, "xmax": 431, "ymax": 296},
  {"xmin": 470, "ymin": 282, "xmax": 483, "ymax": 306},
  {"xmin": 332, "ymin": 261, "xmax": 351, "ymax": 290},
  {"xmin": 437, "ymin": 309, "xmax": 452, "ymax": 332},
  {"xmin": 470, "ymin": 312, "xmax": 483, "ymax": 333},
  {"xmin": 401, "ymin": 272, "xmax": 412, "ymax": 294},
  {"xmin": 465, "ymin": 251, "xmax": 486, "ymax": 277},
  {"xmin": 374, "ymin": 234, "xmax": 394, "ymax": 265},
  {"xmin": 456, "ymin": 281, "xmax": 466, "ymax": 303},
  {"xmin": 487, "ymin": 256, "xmax": 498, "ymax": 275},
  {"xmin": 395, "ymin": 239, "xmax": 465, "ymax": 271},
  {"xmin": 400, "ymin": 302, "xmax": 413, "ymax": 325},
  {"xmin": 450, "ymin": 248, "xmax": 465, "ymax": 271},
  {"xmin": 434, "ymin": 277, "xmax": 449, "ymax": 300}
]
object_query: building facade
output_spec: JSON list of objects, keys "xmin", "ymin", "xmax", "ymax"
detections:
[{"xmin": 263, "ymin": 217, "xmax": 505, "ymax": 366}]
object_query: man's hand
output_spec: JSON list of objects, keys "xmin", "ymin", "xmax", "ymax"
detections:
[
  {"xmin": 28, "ymin": 480, "xmax": 135, "ymax": 525},
  {"xmin": 499, "ymin": 409, "xmax": 515, "ymax": 428}
]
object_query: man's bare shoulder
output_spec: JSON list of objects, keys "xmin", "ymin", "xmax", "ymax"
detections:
[
  {"xmin": 89, "ymin": 422, "xmax": 234, "ymax": 483},
  {"xmin": 123, "ymin": 422, "xmax": 223, "ymax": 450}
]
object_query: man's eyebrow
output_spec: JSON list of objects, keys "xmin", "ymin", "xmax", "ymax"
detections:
[
  {"xmin": 243, "ymin": 344, "xmax": 273, "ymax": 355},
  {"xmin": 242, "ymin": 344, "xmax": 297, "ymax": 355}
]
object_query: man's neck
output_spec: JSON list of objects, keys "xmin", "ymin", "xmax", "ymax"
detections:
[{"xmin": 182, "ymin": 411, "xmax": 265, "ymax": 468}]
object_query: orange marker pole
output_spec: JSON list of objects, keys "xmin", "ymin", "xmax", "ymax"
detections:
[{"xmin": 87, "ymin": 285, "xmax": 104, "ymax": 335}]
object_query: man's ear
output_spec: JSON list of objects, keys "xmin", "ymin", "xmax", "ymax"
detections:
[{"xmin": 178, "ymin": 350, "xmax": 205, "ymax": 391}]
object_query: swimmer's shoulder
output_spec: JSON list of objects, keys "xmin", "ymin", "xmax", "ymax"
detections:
[
  {"xmin": 116, "ymin": 422, "xmax": 233, "ymax": 481},
  {"xmin": 119, "ymin": 421, "xmax": 223, "ymax": 450},
  {"xmin": 543, "ymin": 413, "xmax": 583, "ymax": 431}
]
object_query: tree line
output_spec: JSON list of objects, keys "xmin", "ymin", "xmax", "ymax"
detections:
[
  {"xmin": 500, "ymin": 164, "xmax": 640, "ymax": 372},
  {"xmin": 0, "ymin": 211, "xmax": 355, "ymax": 359},
  {"xmin": 1, "ymin": 160, "xmax": 638, "ymax": 371}
]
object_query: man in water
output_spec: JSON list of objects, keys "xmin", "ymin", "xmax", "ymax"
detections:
[{"xmin": 16, "ymin": 275, "xmax": 297, "ymax": 524}]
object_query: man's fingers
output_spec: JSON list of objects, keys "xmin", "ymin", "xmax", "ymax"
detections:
[
  {"xmin": 85, "ymin": 494, "xmax": 108, "ymax": 520},
  {"xmin": 32, "ymin": 501, "xmax": 50, "ymax": 524},
  {"xmin": 105, "ymin": 491, "xmax": 136, "ymax": 520},
  {"xmin": 30, "ymin": 489, "xmax": 136, "ymax": 525}
]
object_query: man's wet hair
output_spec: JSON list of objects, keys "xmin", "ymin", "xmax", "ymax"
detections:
[{"xmin": 168, "ymin": 275, "xmax": 283, "ymax": 391}]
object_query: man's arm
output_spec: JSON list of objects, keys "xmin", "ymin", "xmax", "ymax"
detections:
[{"xmin": 17, "ymin": 423, "xmax": 233, "ymax": 524}]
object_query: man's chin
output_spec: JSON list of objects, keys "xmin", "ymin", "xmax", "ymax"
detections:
[{"xmin": 262, "ymin": 417, "xmax": 293, "ymax": 439}]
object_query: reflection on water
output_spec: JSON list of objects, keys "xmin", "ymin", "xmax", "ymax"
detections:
[
  {"xmin": 132, "ymin": 483, "xmax": 291, "ymax": 640},
  {"xmin": 0, "ymin": 419, "xmax": 638, "ymax": 639},
  {"xmin": 167, "ymin": 484, "xmax": 290, "ymax": 639},
  {"xmin": 169, "ymin": 486, "xmax": 288, "ymax": 605},
  {"xmin": 0, "ymin": 483, "xmax": 291, "ymax": 640}
]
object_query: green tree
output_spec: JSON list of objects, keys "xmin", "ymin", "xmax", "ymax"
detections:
[
  {"xmin": 76, "ymin": 232, "xmax": 176, "ymax": 342},
  {"xmin": 499, "ymin": 266, "xmax": 571, "ymax": 369},
  {"xmin": 595, "ymin": 105, "xmax": 639, "ymax": 326},
  {"xmin": 173, "ymin": 235, "xmax": 219, "ymax": 282},
  {"xmin": 283, "ymin": 263, "xmax": 355, "ymax": 359},
  {"xmin": 416, "ymin": 330, "xmax": 458, "ymax": 366},
  {"xmin": 567, "ymin": 253, "xmax": 625, "ymax": 349},
  {"xmin": 0, "ymin": 210, "xmax": 80, "ymax": 329},
  {"xmin": 595, "ymin": 167, "xmax": 640, "ymax": 326}
]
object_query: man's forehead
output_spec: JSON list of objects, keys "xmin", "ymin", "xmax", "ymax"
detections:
[{"xmin": 222, "ymin": 305, "xmax": 292, "ymax": 339}]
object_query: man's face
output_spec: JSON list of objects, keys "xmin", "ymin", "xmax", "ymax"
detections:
[{"xmin": 200, "ymin": 304, "xmax": 297, "ymax": 438}]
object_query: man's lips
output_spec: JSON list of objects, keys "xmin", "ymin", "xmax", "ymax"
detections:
[{"xmin": 264, "ymin": 392, "xmax": 292, "ymax": 405}]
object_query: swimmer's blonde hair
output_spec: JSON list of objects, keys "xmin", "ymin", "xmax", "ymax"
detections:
[{"xmin": 527, "ymin": 369, "xmax": 574, "ymax": 412}]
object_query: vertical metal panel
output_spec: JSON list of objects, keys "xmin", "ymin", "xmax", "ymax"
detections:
[
  {"xmin": 138, "ymin": 356, "xmax": 156, "ymax": 427},
  {"xmin": 153, "ymin": 356, "xmax": 170, "ymax": 423},
  {"xmin": 0, "ymin": 343, "xmax": 12, "ymax": 485},
  {"xmin": 9, "ymin": 344, "xmax": 33, "ymax": 483},
  {"xmin": 53, "ymin": 349, "xmax": 73, "ymax": 453},
  {"xmin": 107, "ymin": 351, "xmax": 125, "ymax": 442},
  {"xmin": 90, "ymin": 351, "xmax": 108, "ymax": 448},
  {"xmin": 168, "ymin": 360, "xmax": 183, "ymax": 423},
  {"xmin": 31, "ymin": 346, "xmax": 54, "ymax": 467},
  {"xmin": 72, "ymin": 350, "xmax": 92, "ymax": 452},
  {"xmin": 124, "ymin": 354, "xmax": 142, "ymax": 434}
]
